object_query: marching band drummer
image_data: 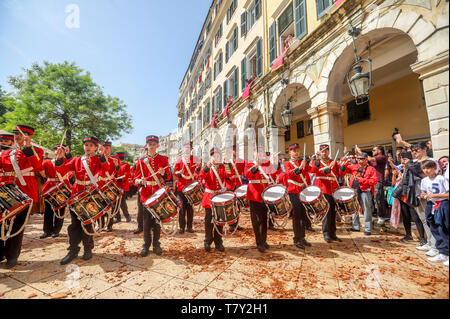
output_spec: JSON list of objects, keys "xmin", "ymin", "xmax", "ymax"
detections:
[
  {"xmin": 173, "ymin": 141, "xmax": 200, "ymax": 234},
  {"xmin": 198, "ymin": 147, "xmax": 232, "ymax": 252},
  {"xmin": 0, "ymin": 125, "xmax": 43, "ymax": 269},
  {"xmin": 245, "ymin": 145, "xmax": 281, "ymax": 253},
  {"xmin": 133, "ymin": 135, "xmax": 171, "ymax": 257},
  {"xmin": 309, "ymin": 144, "xmax": 343, "ymax": 243},
  {"xmin": 54, "ymin": 136, "xmax": 109, "ymax": 265},
  {"xmin": 115, "ymin": 152, "xmax": 132, "ymax": 223},
  {"xmin": 39, "ymin": 144, "xmax": 72, "ymax": 239},
  {"xmin": 0, "ymin": 133, "xmax": 14, "ymax": 150},
  {"xmin": 284, "ymin": 143, "xmax": 313, "ymax": 249}
]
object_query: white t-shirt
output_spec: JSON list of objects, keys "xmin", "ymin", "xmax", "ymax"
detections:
[
  {"xmin": 420, "ymin": 175, "xmax": 449, "ymax": 203},
  {"xmin": 445, "ymin": 168, "xmax": 449, "ymax": 182}
]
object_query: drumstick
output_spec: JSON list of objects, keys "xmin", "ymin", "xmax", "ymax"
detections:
[
  {"xmin": 303, "ymin": 143, "xmax": 306, "ymax": 160},
  {"xmin": 60, "ymin": 130, "xmax": 67, "ymax": 148},
  {"xmin": 17, "ymin": 127, "xmax": 40, "ymax": 161}
]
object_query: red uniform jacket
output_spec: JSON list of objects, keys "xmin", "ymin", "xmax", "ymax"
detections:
[
  {"xmin": 198, "ymin": 164, "xmax": 232, "ymax": 209},
  {"xmin": 97, "ymin": 156, "xmax": 119, "ymax": 188},
  {"xmin": 42, "ymin": 158, "xmax": 72, "ymax": 194},
  {"xmin": 116, "ymin": 162, "xmax": 131, "ymax": 192},
  {"xmin": 133, "ymin": 154, "xmax": 171, "ymax": 203},
  {"xmin": 0, "ymin": 147, "xmax": 43, "ymax": 202},
  {"xmin": 225, "ymin": 158, "xmax": 245, "ymax": 191},
  {"xmin": 244, "ymin": 161, "xmax": 281, "ymax": 203},
  {"xmin": 342, "ymin": 163, "xmax": 378, "ymax": 193},
  {"xmin": 284, "ymin": 159, "xmax": 312, "ymax": 194},
  {"xmin": 55, "ymin": 154, "xmax": 108, "ymax": 196},
  {"xmin": 173, "ymin": 155, "xmax": 200, "ymax": 192},
  {"xmin": 309, "ymin": 159, "xmax": 342, "ymax": 196}
]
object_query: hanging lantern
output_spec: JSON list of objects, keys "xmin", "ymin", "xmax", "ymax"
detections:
[
  {"xmin": 346, "ymin": 60, "xmax": 372, "ymax": 105},
  {"xmin": 281, "ymin": 105, "xmax": 293, "ymax": 129}
]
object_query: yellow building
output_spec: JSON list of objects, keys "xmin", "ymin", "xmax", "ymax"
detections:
[{"xmin": 177, "ymin": 0, "xmax": 449, "ymax": 160}]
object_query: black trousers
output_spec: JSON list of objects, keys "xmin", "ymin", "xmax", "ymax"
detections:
[
  {"xmin": 400, "ymin": 201, "xmax": 425, "ymax": 239},
  {"xmin": 0, "ymin": 208, "xmax": 28, "ymax": 260},
  {"xmin": 289, "ymin": 193, "xmax": 307, "ymax": 243},
  {"xmin": 143, "ymin": 206, "xmax": 161, "ymax": 248},
  {"xmin": 322, "ymin": 194, "xmax": 337, "ymax": 239},
  {"xmin": 116, "ymin": 193, "xmax": 130, "ymax": 220},
  {"xmin": 204, "ymin": 208, "xmax": 223, "ymax": 246},
  {"xmin": 176, "ymin": 191, "xmax": 193, "ymax": 231},
  {"xmin": 249, "ymin": 200, "xmax": 268, "ymax": 246},
  {"xmin": 136, "ymin": 193, "xmax": 144, "ymax": 230},
  {"xmin": 67, "ymin": 209, "xmax": 94, "ymax": 252},
  {"xmin": 43, "ymin": 201, "xmax": 64, "ymax": 235}
]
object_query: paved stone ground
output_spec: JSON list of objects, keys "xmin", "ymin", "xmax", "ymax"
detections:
[{"xmin": 0, "ymin": 195, "xmax": 448, "ymax": 299}]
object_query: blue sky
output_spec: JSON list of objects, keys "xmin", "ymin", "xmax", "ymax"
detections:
[{"xmin": 0, "ymin": 0, "xmax": 211, "ymax": 145}]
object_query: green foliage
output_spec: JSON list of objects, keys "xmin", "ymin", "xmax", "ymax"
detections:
[
  {"xmin": 111, "ymin": 145, "xmax": 134, "ymax": 163},
  {"xmin": 2, "ymin": 61, "xmax": 133, "ymax": 154}
]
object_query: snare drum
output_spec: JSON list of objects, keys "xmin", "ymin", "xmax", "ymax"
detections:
[
  {"xmin": 100, "ymin": 180, "xmax": 123, "ymax": 205},
  {"xmin": 333, "ymin": 187, "xmax": 360, "ymax": 216},
  {"xmin": 144, "ymin": 187, "xmax": 180, "ymax": 223},
  {"xmin": 234, "ymin": 184, "xmax": 249, "ymax": 208},
  {"xmin": 0, "ymin": 182, "xmax": 33, "ymax": 223},
  {"xmin": 299, "ymin": 186, "xmax": 329, "ymax": 223},
  {"xmin": 68, "ymin": 186, "xmax": 111, "ymax": 225},
  {"xmin": 182, "ymin": 181, "xmax": 204, "ymax": 206},
  {"xmin": 210, "ymin": 192, "xmax": 239, "ymax": 226},
  {"xmin": 261, "ymin": 185, "xmax": 292, "ymax": 218},
  {"xmin": 42, "ymin": 182, "xmax": 71, "ymax": 211}
]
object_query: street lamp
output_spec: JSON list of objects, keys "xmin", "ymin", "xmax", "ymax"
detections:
[
  {"xmin": 281, "ymin": 105, "xmax": 293, "ymax": 129},
  {"xmin": 346, "ymin": 21, "xmax": 372, "ymax": 105}
]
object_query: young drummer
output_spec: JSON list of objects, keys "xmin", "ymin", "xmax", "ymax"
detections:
[
  {"xmin": 0, "ymin": 133, "xmax": 14, "ymax": 150},
  {"xmin": 284, "ymin": 143, "xmax": 312, "ymax": 249},
  {"xmin": 55, "ymin": 136, "xmax": 109, "ymax": 264},
  {"xmin": 0, "ymin": 125, "xmax": 43, "ymax": 268},
  {"xmin": 115, "ymin": 152, "xmax": 132, "ymax": 223},
  {"xmin": 225, "ymin": 145, "xmax": 246, "ymax": 232},
  {"xmin": 133, "ymin": 135, "xmax": 171, "ymax": 257},
  {"xmin": 198, "ymin": 147, "xmax": 232, "ymax": 252},
  {"xmin": 173, "ymin": 141, "xmax": 200, "ymax": 234}
]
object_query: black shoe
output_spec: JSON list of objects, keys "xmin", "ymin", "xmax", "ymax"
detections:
[
  {"xmin": 115, "ymin": 218, "xmax": 121, "ymax": 223},
  {"xmin": 187, "ymin": 228, "xmax": 194, "ymax": 233},
  {"xmin": 257, "ymin": 244, "xmax": 266, "ymax": 253},
  {"xmin": 347, "ymin": 228, "xmax": 360, "ymax": 232},
  {"xmin": 140, "ymin": 246, "xmax": 150, "ymax": 257},
  {"xmin": 268, "ymin": 225, "xmax": 277, "ymax": 231},
  {"xmin": 178, "ymin": 229, "xmax": 185, "ymax": 234},
  {"xmin": 331, "ymin": 236, "xmax": 342, "ymax": 242},
  {"xmin": 105, "ymin": 227, "xmax": 113, "ymax": 232},
  {"xmin": 133, "ymin": 229, "xmax": 143, "ymax": 234},
  {"xmin": 294, "ymin": 242, "xmax": 305, "ymax": 249},
  {"xmin": 301, "ymin": 239, "xmax": 312, "ymax": 247},
  {"xmin": 81, "ymin": 250, "xmax": 93, "ymax": 261},
  {"xmin": 5, "ymin": 258, "xmax": 18, "ymax": 269},
  {"xmin": 264, "ymin": 243, "xmax": 270, "ymax": 249},
  {"xmin": 51, "ymin": 233, "xmax": 60, "ymax": 238},
  {"xmin": 40, "ymin": 232, "xmax": 51, "ymax": 239},
  {"xmin": 153, "ymin": 246, "xmax": 162, "ymax": 256},
  {"xmin": 204, "ymin": 243, "xmax": 211, "ymax": 252},
  {"xmin": 401, "ymin": 235, "xmax": 413, "ymax": 243},
  {"xmin": 324, "ymin": 237, "xmax": 332, "ymax": 243},
  {"xmin": 237, "ymin": 226, "xmax": 244, "ymax": 231},
  {"xmin": 60, "ymin": 249, "xmax": 80, "ymax": 265},
  {"xmin": 215, "ymin": 243, "xmax": 225, "ymax": 252},
  {"xmin": 125, "ymin": 216, "xmax": 132, "ymax": 223},
  {"xmin": 306, "ymin": 226, "xmax": 315, "ymax": 232}
]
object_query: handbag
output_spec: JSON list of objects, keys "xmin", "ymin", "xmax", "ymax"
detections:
[{"xmin": 386, "ymin": 186, "xmax": 395, "ymax": 206}]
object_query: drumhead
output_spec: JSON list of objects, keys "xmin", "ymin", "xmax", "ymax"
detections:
[
  {"xmin": 211, "ymin": 192, "xmax": 235, "ymax": 204},
  {"xmin": 234, "ymin": 185, "xmax": 247, "ymax": 197},
  {"xmin": 183, "ymin": 181, "xmax": 198, "ymax": 192},
  {"xmin": 299, "ymin": 186, "xmax": 322, "ymax": 203},
  {"xmin": 333, "ymin": 187, "xmax": 355, "ymax": 201},
  {"xmin": 262, "ymin": 185, "xmax": 286, "ymax": 202},
  {"xmin": 145, "ymin": 188, "xmax": 166, "ymax": 206}
]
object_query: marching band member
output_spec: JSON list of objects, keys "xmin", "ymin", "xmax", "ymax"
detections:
[
  {"xmin": 309, "ymin": 144, "xmax": 342, "ymax": 243},
  {"xmin": 245, "ymin": 146, "xmax": 281, "ymax": 253},
  {"xmin": 198, "ymin": 147, "xmax": 231, "ymax": 252},
  {"xmin": 55, "ymin": 136, "xmax": 109, "ymax": 264},
  {"xmin": 173, "ymin": 141, "xmax": 200, "ymax": 234},
  {"xmin": 284, "ymin": 143, "xmax": 312, "ymax": 249},
  {"xmin": 0, "ymin": 133, "xmax": 14, "ymax": 150},
  {"xmin": 133, "ymin": 135, "xmax": 171, "ymax": 257},
  {"xmin": 39, "ymin": 144, "xmax": 72, "ymax": 239},
  {"xmin": 115, "ymin": 152, "xmax": 132, "ymax": 223},
  {"xmin": 224, "ymin": 145, "xmax": 245, "ymax": 232},
  {"xmin": 0, "ymin": 125, "xmax": 43, "ymax": 269}
]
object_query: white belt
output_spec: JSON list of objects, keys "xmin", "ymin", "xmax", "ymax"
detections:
[
  {"xmin": 316, "ymin": 176, "xmax": 336, "ymax": 181},
  {"xmin": 117, "ymin": 175, "xmax": 126, "ymax": 179},
  {"xmin": 75, "ymin": 179, "xmax": 93, "ymax": 186},
  {"xmin": 98, "ymin": 176, "xmax": 114, "ymax": 182},
  {"xmin": 287, "ymin": 179, "xmax": 305, "ymax": 187},
  {"xmin": 143, "ymin": 181, "xmax": 157, "ymax": 186},
  {"xmin": 248, "ymin": 180, "xmax": 269, "ymax": 184},
  {"xmin": 0, "ymin": 171, "xmax": 35, "ymax": 177}
]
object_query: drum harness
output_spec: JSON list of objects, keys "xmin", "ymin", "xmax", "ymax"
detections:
[{"xmin": 47, "ymin": 159, "xmax": 70, "ymax": 219}]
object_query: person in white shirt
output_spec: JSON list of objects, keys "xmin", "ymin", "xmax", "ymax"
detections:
[{"xmin": 420, "ymin": 160, "xmax": 449, "ymax": 266}]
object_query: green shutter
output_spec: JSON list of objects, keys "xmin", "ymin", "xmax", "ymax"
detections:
[
  {"xmin": 269, "ymin": 22, "xmax": 277, "ymax": 65},
  {"xmin": 241, "ymin": 57, "xmax": 247, "ymax": 92},
  {"xmin": 256, "ymin": 38, "xmax": 262, "ymax": 77},
  {"xmin": 234, "ymin": 67, "xmax": 239, "ymax": 98},
  {"xmin": 225, "ymin": 41, "xmax": 229, "ymax": 62},
  {"xmin": 224, "ymin": 80, "xmax": 228, "ymax": 106},
  {"xmin": 255, "ymin": 0, "xmax": 261, "ymax": 18},
  {"xmin": 241, "ymin": 12, "xmax": 247, "ymax": 37},
  {"xmin": 316, "ymin": 0, "xmax": 332, "ymax": 19},
  {"xmin": 233, "ymin": 27, "xmax": 238, "ymax": 51},
  {"xmin": 212, "ymin": 96, "xmax": 216, "ymax": 115},
  {"xmin": 294, "ymin": 0, "xmax": 307, "ymax": 39},
  {"xmin": 218, "ymin": 87, "xmax": 222, "ymax": 112}
]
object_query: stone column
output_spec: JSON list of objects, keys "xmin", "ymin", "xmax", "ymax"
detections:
[
  {"xmin": 307, "ymin": 101, "xmax": 345, "ymax": 157},
  {"xmin": 411, "ymin": 51, "xmax": 449, "ymax": 158},
  {"xmin": 268, "ymin": 126, "xmax": 287, "ymax": 158}
]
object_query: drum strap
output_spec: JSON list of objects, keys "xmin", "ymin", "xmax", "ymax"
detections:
[
  {"xmin": 51, "ymin": 159, "xmax": 65, "ymax": 184},
  {"xmin": 81, "ymin": 156, "xmax": 98, "ymax": 188},
  {"xmin": 231, "ymin": 160, "xmax": 242, "ymax": 184},
  {"xmin": 211, "ymin": 165, "xmax": 225, "ymax": 190},
  {"xmin": 143, "ymin": 158, "xmax": 163, "ymax": 189},
  {"xmin": 10, "ymin": 150, "xmax": 27, "ymax": 186},
  {"xmin": 289, "ymin": 160, "xmax": 309, "ymax": 187},
  {"xmin": 181, "ymin": 157, "xmax": 195, "ymax": 180},
  {"xmin": 256, "ymin": 163, "xmax": 274, "ymax": 185}
]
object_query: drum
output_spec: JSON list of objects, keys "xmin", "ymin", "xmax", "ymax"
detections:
[
  {"xmin": 234, "ymin": 184, "xmax": 249, "ymax": 208},
  {"xmin": 0, "ymin": 182, "xmax": 33, "ymax": 223},
  {"xmin": 42, "ymin": 182, "xmax": 71, "ymax": 211},
  {"xmin": 210, "ymin": 192, "xmax": 239, "ymax": 226},
  {"xmin": 299, "ymin": 186, "xmax": 329, "ymax": 223},
  {"xmin": 182, "ymin": 181, "xmax": 204, "ymax": 206},
  {"xmin": 100, "ymin": 180, "xmax": 123, "ymax": 205},
  {"xmin": 261, "ymin": 185, "xmax": 292, "ymax": 218},
  {"xmin": 333, "ymin": 187, "xmax": 360, "ymax": 216},
  {"xmin": 68, "ymin": 186, "xmax": 111, "ymax": 225},
  {"xmin": 144, "ymin": 187, "xmax": 180, "ymax": 223}
]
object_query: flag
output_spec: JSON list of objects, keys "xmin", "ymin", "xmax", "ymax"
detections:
[
  {"xmin": 210, "ymin": 111, "xmax": 218, "ymax": 128},
  {"xmin": 271, "ymin": 47, "xmax": 289, "ymax": 72},
  {"xmin": 242, "ymin": 80, "xmax": 254, "ymax": 101},
  {"xmin": 222, "ymin": 101, "xmax": 232, "ymax": 116},
  {"xmin": 199, "ymin": 73, "xmax": 202, "ymax": 84}
]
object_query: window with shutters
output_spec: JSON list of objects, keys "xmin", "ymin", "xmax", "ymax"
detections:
[
  {"xmin": 347, "ymin": 99, "xmax": 370, "ymax": 125},
  {"xmin": 296, "ymin": 121, "xmax": 305, "ymax": 138},
  {"xmin": 241, "ymin": 57, "xmax": 247, "ymax": 93},
  {"xmin": 294, "ymin": 0, "xmax": 307, "ymax": 40},
  {"xmin": 269, "ymin": 22, "xmax": 277, "ymax": 65},
  {"xmin": 227, "ymin": 67, "xmax": 238, "ymax": 100},
  {"xmin": 285, "ymin": 127, "xmax": 291, "ymax": 141},
  {"xmin": 223, "ymin": 80, "xmax": 229, "ymax": 106},
  {"xmin": 226, "ymin": 27, "xmax": 239, "ymax": 62},
  {"xmin": 306, "ymin": 119, "xmax": 313, "ymax": 136},
  {"xmin": 226, "ymin": 0, "xmax": 238, "ymax": 24},
  {"xmin": 277, "ymin": 2, "xmax": 295, "ymax": 54},
  {"xmin": 241, "ymin": 0, "xmax": 261, "ymax": 37},
  {"xmin": 215, "ymin": 23, "xmax": 223, "ymax": 47},
  {"xmin": 316, "ymin": 0, "xmax": 333, "ymax": 19}
]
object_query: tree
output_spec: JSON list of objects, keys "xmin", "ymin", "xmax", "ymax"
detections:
[
  {"xmin": 2, "ymin": 61, "xmax": 133, "ymax": 155},
  {"xmin": 0, "ymin": 85, "xmax": 10, "ymax": 125},
  {"xmin": 111, "ymin": 145, "xmax": 134, "ymax": 163}
]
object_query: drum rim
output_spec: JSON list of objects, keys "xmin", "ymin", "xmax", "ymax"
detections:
[
  {"xmin": 144, "ymin": 188, "xmax": 168, "ymax": 207},
  {"xmin": 182, "ymin": 181, "xmax": 200, "ymax": 193},
  {"xmin": 261, "ymin": 184, "xmax": 287, "ymax": 204},
  {"xmin": 211, "ymin": 191, "xmax": 236, "ymax": 206},
  {"xmin": 332, "ymin": 186, "xmax": 356, "ymax": 203},
  {"xmin": 42, "ymin": 182, "xmax": 70, "ymax": 198},
  {"xmin": 299, "ymin": 186, "xmax": 323, "ymax": 203}
]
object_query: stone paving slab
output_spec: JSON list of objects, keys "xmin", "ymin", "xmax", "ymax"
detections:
[{"xmin": 0, "ymin": 195, "xmax": 448, "ymax": 299}]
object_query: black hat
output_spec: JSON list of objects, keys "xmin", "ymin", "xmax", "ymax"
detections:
[
  {"xmin": 288, "ymin": 143, "xmax": 300, "ymax": 151},
  {"xmin": 13, "ymin": 124, "xmax": 34, "ymax": 136},
  {"xmin": 103, "ymin": 141, "xmax": 112, "ymax": 147},
  {"xmin": 0, "ymin": 133, "xmax": 14, "ymax": 141},
  {"xmin": 83, "ymin": 136, "xmax": 99, "ymax": 145},
  {"xmin": 319, "ymin": 144, "xmax": 329, "ymax": 151},
  {"xmin": 116, "ymin": 152, "xmax": 125, "ymax": 159},
  {"xmin": 146, "ymin": 135, "xmax": 159, "ymax": 143}
]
